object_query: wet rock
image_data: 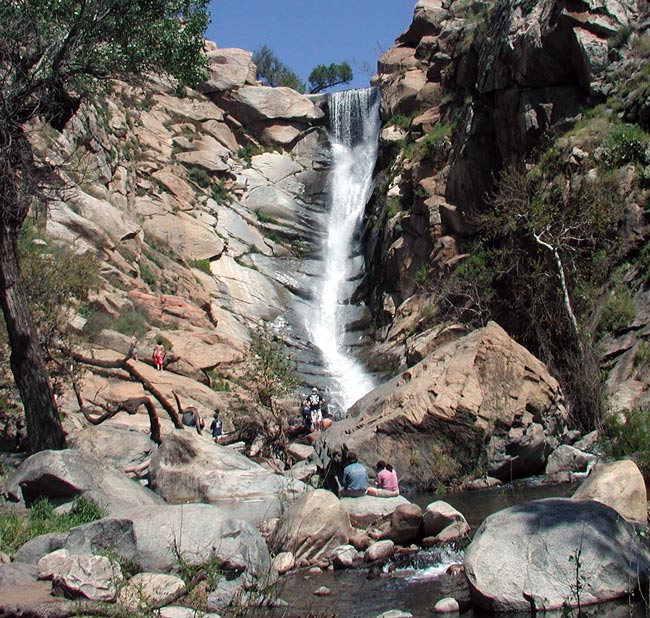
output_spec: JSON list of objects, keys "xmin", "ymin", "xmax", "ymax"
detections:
[
  {"xmin": 433, "ymin": 597, "xmax": 460, "ymax": 613},
  {"xmin": 272, "ymin": 551, "xmax": 295, "ymax": 574},
  {"xmin": 422, "ymin": 501, "xmax": 467, "ymax": 537},
  {"xmin": 385, "ymin": 503, "xmax": 423, "ymax": 545},
  {"xmin": 52, "ymin": 554, "xmax": 123, "ymax": 602},
  {"xmin": 364, "ymin": 540, "xmax": 395, "ymax": 562},
  {"xmin": 545, "ymin": 444, "xmax": 597, "ymax": 475},
  {"xmin": 330, "ymin": 544, "xmax": 362, "ymax": 569}
]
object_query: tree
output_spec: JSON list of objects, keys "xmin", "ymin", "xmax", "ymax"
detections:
[
  {"xmin": 253, "ymin": 45, "xmax": 306, "ymax": 93},
  {"xmin": 244, "ymin": 324, "xmax": 300, "ymax": 456},
  {"xmin": 0, "ymin": 0, "xmax": 208, "ymax": 452},
  {"xmin": 308, "ymin": 62, "xmax": 353, "ymax": 94}
]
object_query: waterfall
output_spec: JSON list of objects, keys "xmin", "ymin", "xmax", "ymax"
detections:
[{"xmin": 307, "ymin": 87, "xmax": 380, "ymax": 414}]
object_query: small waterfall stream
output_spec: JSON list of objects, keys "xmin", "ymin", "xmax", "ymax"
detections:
[{"xmin": 307, "ymin": 88, "xmax": 380, "ymax": 413}]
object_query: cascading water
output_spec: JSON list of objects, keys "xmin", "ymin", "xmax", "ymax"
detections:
[{"xmin": 307, "ymin": 87, "xmax": 380, "ymax": 413}]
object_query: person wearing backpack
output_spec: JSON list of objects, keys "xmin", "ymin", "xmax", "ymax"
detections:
[{"xmin": 308, "ymin": 387, "xmax": 325, "ymax": 431}]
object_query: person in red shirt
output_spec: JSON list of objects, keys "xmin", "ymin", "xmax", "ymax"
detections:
[{"xmin": 366, "ymin": 460, "xmax": 399, "ymax": 497}]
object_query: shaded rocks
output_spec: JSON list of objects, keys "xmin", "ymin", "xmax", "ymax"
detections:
[
  {"xmin": 464, "ymin": 498, "xmax": 650, "ymax": 611},
  {"xmin": 545, "ymin": 444, "xmax": 597, "ymax": 475}
]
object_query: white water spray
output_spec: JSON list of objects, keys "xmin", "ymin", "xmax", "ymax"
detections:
[{"xmin": 308, "ymin": 88, "xmax": 380, "ymax": 412}]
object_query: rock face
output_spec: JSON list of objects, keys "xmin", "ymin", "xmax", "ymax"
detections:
[
  {"xmin": 148, "ymin": 431, "xmax": 307, "ymax": 524},
  {"xmin": 464, "ymin": 498, "xmax": 650, "ymax": 612},
  {"xmin": 321, "ymin": 322, "xmax": 568, "ymax": 487},
  {"xmin": 270, "ymin": 489, "xmax": 352, "ymax": 565}
]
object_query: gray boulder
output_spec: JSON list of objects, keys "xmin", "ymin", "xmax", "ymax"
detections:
[
  {"xmin": 148, "ymin": 431, "xmax": 307, "ymax": 524},
  {"xmin": 340, "ymin": 495, "xmax": 411, "ymax": 528},
  {"xmin": 464, "ymin": 498, "xmax": 650, "ymax": 611},
  {"xmin": 270, "ymin": 489, "xmax": 351, "ymax": 565},
  {"xmin": 1, "ymin": 448, "xmax": 164, "ymax": 514},
  {"xmin": 545, "ymin": 444, "xmax": 597, "ymax": 475}
]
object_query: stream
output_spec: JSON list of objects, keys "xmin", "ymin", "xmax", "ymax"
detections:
[{"xmin": 251, "ymin": 479, "xmax": 648, "ymax": 618}]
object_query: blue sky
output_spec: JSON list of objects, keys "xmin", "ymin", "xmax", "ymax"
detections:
[{"xmin": 206, "ymin": 1, "xmax": 416, "ymax": 91}]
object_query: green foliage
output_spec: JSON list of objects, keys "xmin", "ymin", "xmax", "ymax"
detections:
[
  {"xmin": 308, "ymin": 62, "xmax": 353, "ymax": 94},
  {"xmin": 211, "ymin": 182, "xmax": 229, "ymax": 204},
  {"xmin": 603, "ymin": 409, "xmax": 650, "ymax": 478},
  {"xmin": 253, "ymin": 45, "xmax": 305, "ymax": 92},
  {"xmin": 19, "ymin": 228, "xmax": 100, "ymax": 348},
  {"xmin": 188, "ymin": 258, "xmax": 211, "ymax": 274},
  {"xmin": 0, "ymin": 496, "xmax": 104, "ymax": 555},
  {"xmin": 600, "ymin": 124, "xmax": 649, "ymax": 169},
  {"xmin": 598, "ymin": 286, "xmax": 635, "ymax": 335},
  {"xmin": 139, "ymin": 260, "xmax": 157, "ymax": 289},
  {"xmin": 387, "ymin": 114, "xmax": 414, "ymax": 130},
  {"xmin": 85, "ymin": 308, "xmax": 148, "ymax": 340},
  {"xmin": 6, "ymin": 0, "xmax": 209, "ymax": 98},
  {"xmin": 244, "ymin": 324, "xmax": 300, "ymax": 412},
  {"xmin": 403, "ymin": 122, "xmax": 452, "ymax": 165},
  {"xmin": 254, "ymin": 209, "xmax": 278, "ymax": 225},
  {"xmin": 413, "ymin": 264, "xmax": 428, "ymax": 287},
  {"xmin": 187, "ymin": 166, "xmax": 211, "ymax": 188}
]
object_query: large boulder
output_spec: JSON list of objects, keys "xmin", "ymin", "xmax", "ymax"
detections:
[
  {"xmin": 62, "ymin": 504, "xmax": 272, "ymax": 584},
  {"xmin": 199, "ymin": 45, "xmax": 257, "ymax": 93},
  {"xmin": 1, "ymin": 448, "xmax": 164, "ymax": 515},
  {"xmin": 270, "ymin": 489, "xmax": 352, "ymax": 565},
  {"xmin": 464, "ymin": 498, "xmax": 650, "ymax": 612},
  {"xmin": 223, "ymin": 86, "xmax": 325, "ymax": 124},
  {"xmin": 340, "ymin": 495, "xmax": 411, "ymax": 529},
  {"xmin": 572, "ymin": 460, "xmax": 648, "ymax": 523},
  {"xmin": 320, "ymin": 322, "xmax": 568, "ymax": 488},
  {"xmin": 148, "ymin": 431, "xmax": 307, "ymax": 524}
]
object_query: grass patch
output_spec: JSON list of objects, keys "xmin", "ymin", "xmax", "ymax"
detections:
[
  {"xmin": 189, "ymin": 258, "xmax": 211, "ymax": 274},
  {"xmin": 0, "ymin": 496, "xmax": 105, "ymax": 555}
]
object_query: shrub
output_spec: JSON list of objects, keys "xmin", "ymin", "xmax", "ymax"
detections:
[
  {"xmin": 189, "ymin": 258, "xmax": 211, "ymax": 274},
  {"xmin": 600, "ymin": 124, "xmax": 649, "ymax": 169},
  {"xmin": 187, "ymin": 166, "xmax": 211, "ymax": 188},
  {"xmin": 598, "ymin": 286, "xmax": 635, "ymax": 335},
  {"xmin": 603, "ymin": 408, "xmax": 650, "ymax": 478}
]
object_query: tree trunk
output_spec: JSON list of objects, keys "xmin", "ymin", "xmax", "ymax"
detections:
[{"xmin": 0, "ymin": 224, "xmax": 66, "ymax": 452}]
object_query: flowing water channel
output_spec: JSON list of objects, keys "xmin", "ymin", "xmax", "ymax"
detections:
[{"xmin": 306, "ymin": 88, "xmax": 380, "ymax": 414}]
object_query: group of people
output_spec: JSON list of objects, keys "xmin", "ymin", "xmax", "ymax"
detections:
[
  {"xmin": 339, "ymin": 452, "xmax": 400, "ymax": 498},
  {"xmin": 127, "ymin": 336, "xmax": 166, "ymax": 372},
  {"xmin": 181, "ymin": 407, "xmax": 223, "ymax": 442}
]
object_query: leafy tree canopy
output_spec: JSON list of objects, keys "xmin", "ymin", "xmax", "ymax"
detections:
[
  {"xmin": 308, "ymin": 62, "xmax": 353, "ymax": 94},
  {"xmin": 253, "ymin": 45, "xmax": 305, "ymax": 93}
]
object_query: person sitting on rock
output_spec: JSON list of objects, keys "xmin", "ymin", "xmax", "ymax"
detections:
[
  {"xmin": 339, "ymin": 451, "xmax": 368, "ymax": 498},
  {"xmin": 366, "ymin": 460, "xmax": 399, "ymax": 497}
]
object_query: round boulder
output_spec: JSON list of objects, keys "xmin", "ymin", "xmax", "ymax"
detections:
[
  {"xmin": 270, "ymin": 489, "xmax": 352, "ymax": 565},
  {"xmin": 572, "ymin": 460, "xmax": 647, "ymax": 523},
  {"xmin": 464, "ymin": 498, "xmax": 650, "ymax": 612},
  {"xmin": 385, "ymin": 503, "xmax": 423, "ymax": 545}
]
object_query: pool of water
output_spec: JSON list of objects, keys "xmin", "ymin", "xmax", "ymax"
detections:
[{"xmin": 247, "ymin": 479, "xmax": 647, "ymax": 618}]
